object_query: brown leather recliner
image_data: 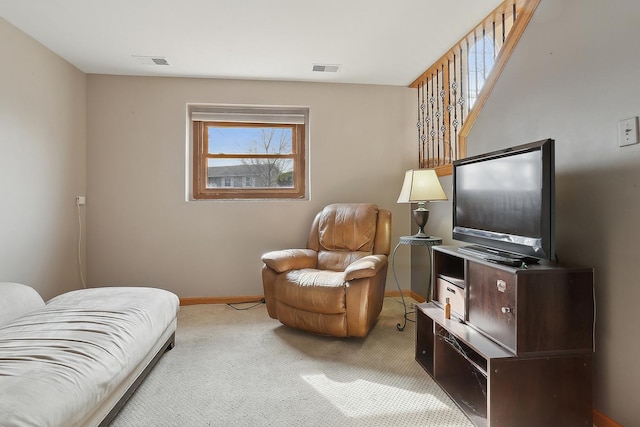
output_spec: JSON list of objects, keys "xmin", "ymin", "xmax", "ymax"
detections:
[{"xmin": 261, "ymin": 203, "xmax": 392, "ymax": 337}]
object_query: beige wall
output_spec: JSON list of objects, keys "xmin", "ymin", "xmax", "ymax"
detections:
[
  {"xmin": 86, "ymin": 75, "xmax": 416, "ymax": 298},
  {"xmin": 427, "ymin": 0, "xmax": 639, "ymax": 424},
  {"xmin": 0, "ymin": 18, "xmax": 86, "ymax": 301}
]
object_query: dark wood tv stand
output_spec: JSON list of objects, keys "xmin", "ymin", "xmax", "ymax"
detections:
[{"xmin": 415, "ymin": 246, "xmax": 594, "ymax": 427}]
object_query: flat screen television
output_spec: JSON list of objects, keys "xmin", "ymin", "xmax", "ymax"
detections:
[{"xmin": 452, "ymin": 138, "xmax": 555, "ymax": 262}]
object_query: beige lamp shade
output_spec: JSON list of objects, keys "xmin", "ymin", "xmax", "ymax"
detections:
[
  {"xmin": 397, "ymin": 169, "xmax": 447, "ymax": 203},
  {"xmin": 397, "ymin": 169, "xmax": 447, "ymax": 238}
]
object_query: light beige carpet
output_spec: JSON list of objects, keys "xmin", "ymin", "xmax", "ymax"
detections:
[{"xmin": 109, "ymin": 298, "xmax": 473, "ymax": 426}]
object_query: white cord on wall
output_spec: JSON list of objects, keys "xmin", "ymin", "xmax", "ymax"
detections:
[{"xmin": 76, "ymin": 198, "xmax": 87, "ymax": 288}]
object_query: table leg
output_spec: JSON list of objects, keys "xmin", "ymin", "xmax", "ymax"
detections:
[{"xmin": 391, "ymin": 242, "xmax": 409, "ymax": 331}]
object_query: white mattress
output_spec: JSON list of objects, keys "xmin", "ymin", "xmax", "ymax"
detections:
[{"xmin": 0, "ymin": 287, "xmax": 179, "ymax": 427}]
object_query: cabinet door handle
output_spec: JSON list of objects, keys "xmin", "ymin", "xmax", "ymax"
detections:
[
  {"xmin": 446, "ymin": 287, "xmax": 456, "ymax": 294},
  {"xmin": 501, "ymin": 307, "xmax": 512, "ymax": 314}
]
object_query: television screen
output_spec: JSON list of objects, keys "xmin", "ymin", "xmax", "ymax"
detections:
[{"xmin": 452, "ymin": 139, "xmax": 555, "ymax": 261}]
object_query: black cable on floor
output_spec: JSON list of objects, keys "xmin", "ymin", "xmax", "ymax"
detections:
[{"xmin": 226, "ymin": 298, "xmax": 265, "ymax": 310}]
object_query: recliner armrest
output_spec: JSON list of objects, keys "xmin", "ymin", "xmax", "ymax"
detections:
[
  {"xmin": 344, "ymin": 255, "xmax": 388, "ymax": 281},
  {"xmin": 261, "ymin": 249, "xmax": 318, "ymax": 273}
]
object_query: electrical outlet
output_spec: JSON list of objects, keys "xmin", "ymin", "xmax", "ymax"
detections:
[
  {"xmin": 619, "ymin": 117, "xmax": 639, "ymax": 147},
  {"xmin": 76, "ymin": 196, "xmax": 86, "ymax": 205}
]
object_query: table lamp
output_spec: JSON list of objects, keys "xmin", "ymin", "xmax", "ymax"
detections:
[{"xmin": 397, "ymin": 169, "xmax": 447, "ymax": 238}]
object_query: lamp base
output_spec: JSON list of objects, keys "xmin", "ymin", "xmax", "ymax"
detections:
[
  {"xmin": 413, "ymin": 230, "xmax": 431, "ymax": 238},
  {"xmin": 412, "ymin": 208, "xmax": 431, "ymax": 238}
]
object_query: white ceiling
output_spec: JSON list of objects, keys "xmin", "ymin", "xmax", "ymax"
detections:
[{"xmin": 0, "ymin": 0, "xmax": 503, "ymax": 86}]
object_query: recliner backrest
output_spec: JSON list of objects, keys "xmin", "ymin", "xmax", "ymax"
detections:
[{"xmin": 307, "ymin": 203, "xmax": 386, "ymax": 271}]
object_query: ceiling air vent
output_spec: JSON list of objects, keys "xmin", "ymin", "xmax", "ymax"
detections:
[
  {"xmin": 132, "ymin": 55, "xmax": 170, "ymax": 66},
  {"xmin": 312, "ymin": 64, "xmax": 340, "ymax": 73},
  {"xmin": 152, "ymin": 57, "xmax": 169, "ymax": 66}
]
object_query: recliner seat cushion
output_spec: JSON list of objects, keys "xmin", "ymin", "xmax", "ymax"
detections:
[{"xmin": 275, "ymin": 269, "xmax": 346, "ymax": 314}]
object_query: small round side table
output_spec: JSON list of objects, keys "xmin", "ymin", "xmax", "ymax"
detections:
[{"xmin": 391, "ymin": 235, "xmax": 442, "ymax": 331}]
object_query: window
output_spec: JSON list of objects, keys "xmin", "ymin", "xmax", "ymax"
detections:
[
  {"xmin": 468, "ymin": 34, "xmax": 496, "ymax": 108},
  {"xmin": 190, "ymin": 106, "xmax": 308, "ymax": 200}
]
